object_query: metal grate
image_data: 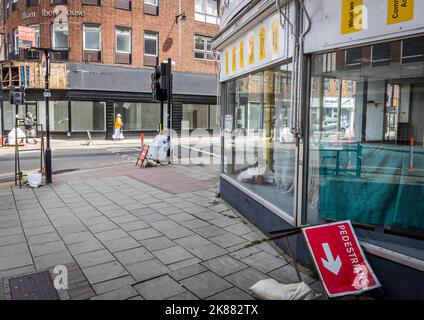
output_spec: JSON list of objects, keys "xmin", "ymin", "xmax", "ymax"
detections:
[{"xmin": 9, "ymin": 271, "xmax": 60, "ymax": 300}]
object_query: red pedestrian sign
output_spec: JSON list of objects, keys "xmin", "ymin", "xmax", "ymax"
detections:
[{"xmin": 302, "ymin": 220, "xmax": 380, "ymax": 297}]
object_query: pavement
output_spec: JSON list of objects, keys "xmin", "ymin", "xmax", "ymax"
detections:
[{"xmin": 0, "ymin": 160, "xmax": 326, "ymax": 300}]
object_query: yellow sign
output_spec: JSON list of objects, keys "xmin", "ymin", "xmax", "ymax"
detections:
[
  {"xmin": 232, "ymin": 47, "xmax": 237, "ymax": 72},
  {"xmin": 225, "ymin": 50, "xmax": 229, "ymax": 74},
  {"xmin": 259, "ymin": 27, "xmax": 266, "ymax": 60},
  {"xmin": 341, "ymin": 0, "xmax": 364, "ymax": 34},
  {"xmin": 271, "ymin": 20, "xmax": 279, "ymax": 54},
  {"xmin": 239, "ymin": 41, "xmax": 245, "ymax": 68},
  {"xmin": 387, "ymin": 0, "xmax": 414, "ymax": 25},
  {"xmin": 248, "ymin": 35, "xmax": 255, "ymax": 65}
]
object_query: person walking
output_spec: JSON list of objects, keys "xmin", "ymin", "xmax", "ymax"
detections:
[
  {"xmin": 113, "ymin": 114, "xmax": 123, "ymax": 140},
  {"xmin": 24, "ymin": 112, "xmax": 37, "ymax": 144}
]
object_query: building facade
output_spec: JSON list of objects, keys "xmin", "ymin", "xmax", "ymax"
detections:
[
  {"xmin": 0, "ymin": 0, "xmax": 220, "ymax": 138},
  {"xmin": 215, "ymin": 0, "xmax": 424, "ymax": 299}
]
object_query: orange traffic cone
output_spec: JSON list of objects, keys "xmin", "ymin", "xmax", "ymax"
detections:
[
  {"xmin": 40, "ymin": 165, "xmax": 45, "ymax": 174},
  {"xmin": 0, "ymin": 134, "xmax": 3, "ymax": 147}
]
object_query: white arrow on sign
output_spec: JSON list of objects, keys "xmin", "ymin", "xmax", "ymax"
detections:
[{"xmin": 321, "ymin": 243, "xmax": 342, "ymax": 275}]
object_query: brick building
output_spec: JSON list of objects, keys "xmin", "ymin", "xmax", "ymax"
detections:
[{"xmin": 0, "ymin": 0, "xmax": 220, "ymax": 138}]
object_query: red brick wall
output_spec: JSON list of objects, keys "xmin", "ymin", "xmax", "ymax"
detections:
[{"xmin": 2, "ymin": 0, "xmax": 219, "ymax": 74}]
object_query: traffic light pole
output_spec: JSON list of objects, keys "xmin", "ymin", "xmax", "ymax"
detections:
[
  {"xmin": 44, "ymin": 52, "xmax": 52, "ymax": 184},
  {"xmin": 167, "ymin": 58, "xmax": 172, "ymax": 159}
]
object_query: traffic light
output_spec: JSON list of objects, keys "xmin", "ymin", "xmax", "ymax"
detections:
[
  {"xmin": 151, "ymin": 63, "xmax": 168, "ymax": 101},
  {"xmin": 9, "ymin": 86, "xmax": 25, "ymax": 105}
]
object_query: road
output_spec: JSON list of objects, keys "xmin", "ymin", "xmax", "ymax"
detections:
[{"xmin": 0, "ymin": 143, "xmax": 221, "ymax": 183}]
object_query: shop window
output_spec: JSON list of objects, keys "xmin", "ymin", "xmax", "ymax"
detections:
[
  {"xmin": 51, "ymin": 23, "xmax": 69, "ymax": 61},
  {"xmin": 345, "ymin": 47, "xmax": 362, "ymax": 69},
  {"xmin": 116, "ymin": 27, "xmax": 131, "ymax": 64},
  {"xmin": 82, "ymin": 0, "xmax": 101, "ymax": 5},
  {"xmin": 183, "ymin": 104, "xmax": 209, "ymax": 129},
  {"xmin": 115, "ymin": 0, "xmax": 131, "ymax": 10},
  {"xmin": 12, "ymin": 0, "xmax": 18, "ymax": 11},
  {"xmin": 372, "ymin": 43, "xmax": 391, "ymax": 67},
  {"xmin": 144, "ymin": 0, "xmax": 158, "ymax": 15},
  {"xmin": 194, "ymin": 35, "xmax": 214, "ymax": 60},
  {"xmin": 26, "ymin": 0, "xmax": 40, "ymax": 5},
  {"xmin": 37, "ymin": 101, "xmax": 69, "ymax": 132},
  {"xmin": 307, "ymin": 37, "xmax": 424, "ymax": 257},
  {"xmin": 223, "ymin": 63, "xmax": 294, "ymax": 218},
  {"xmin": 195, "ymin": 0, "xmax": 219, "ymax": 24},
  {"xmin": 402, "ymin": 37, "xmax": 424, "ymax": 63},
  {"xmin": 209, "ymin": 104, "xmax": 220, "ymax": 131},
  {"xmin": 71, "ymin": 101, "xmax": 106, "ymax": 131},
  {"xmin": 113, "ymin": 102, "xmax": 160, "ymax": 131},
  {"xmin": 83, "ymin": 24, "xmax": 101, "ymax": 62},
  {"xmin": 144, "ymin": 31, "xmax": 158, "ymax": 67}
]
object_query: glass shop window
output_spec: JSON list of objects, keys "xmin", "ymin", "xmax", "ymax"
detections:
[{"xmin": 307, "ymin": 37, "xmax": 424, "ymax": 258}]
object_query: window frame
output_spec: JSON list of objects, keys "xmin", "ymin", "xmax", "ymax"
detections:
[
  {"xmin": 144, "ymin": 0, "xmax": 158, "ymax": 6},
  {"xmin": 115, "ymin": 27, "xmax": 132, "ymax": 54},
  {"xmin": 194, "ymin": 34, "xmax": 215, "ymax": 61},
  {"xmin": 144, "ymin": 31, "xmax": 158, "ymax": 57},
  {"xmin": 51, "ymin": 22, "xmax": 69, "ymax": 50},
  {"xmin": 195, "ymin": 0, "xmax": 219, "ymax": 25},
  {"xmin": 83, "ymin": 24, "xmax": 101, "ymax": 52}
]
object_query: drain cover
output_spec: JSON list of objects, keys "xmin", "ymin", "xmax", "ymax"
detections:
[{"xmin": 9, "ymin": 271, "xmax": 60, "ymax": 300}]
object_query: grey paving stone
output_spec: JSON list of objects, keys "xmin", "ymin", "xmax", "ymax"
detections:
[
  {"xmin": 241, "ymin": 251, "xmax": 287, "ymax": 273},
  {"xmin": 133, "ymin": 275, "xmax": 186, "ymax": 300},
  {"xmin": 91, "ymin": 286, "xmax": 139, "ymax": 300},
  {"xmin": 192, "ymin": 225, "xmax": 227, "ymax": 238},
  {"xmin": 167, "ymin": 291, "xmax": 199, "ymax": 300},
  {"xmin": 189, "ymin": 244, "xmax": 227, "ymax": 260},
  {"xmin": 87, "ymin": 222, "xmax": 119, "ymax": 233},
  {"xmin": 92, "ymin": 275, "xmax": 136, "ymax": 295},
  {"xmin": 209, "ymin": 217, "xmax": 240, "ymax": 228},
  {"xmin": 181, "ymin": 271, "xmax": 233, "ymax": 299},
  {"xmin": 56, "ymin": 223, "xmax": 88, "ymax": 235},
  {"xmin": 168, "ymin": 212, "xmax": 195, "ymax": 222},
  {"xmin": 209, "ymin": 232, "xmax": 247, "ymax": 249},
  {"xmin": 140, "ymin": 236, "xmax": 175, "ymax": 251},
  {"xmin": 34, "ymin": 251, "xmax": 75, "ymax": 270},
  {"xmin": 168, "ymin": 257, "xmax": 202, "ymax": 271},
  {"xmin": 202, "ymin": 255, "xmax": 248, "ymax": 277},
  {"xmin": 0, "ymin": 252, "xmax": 33, "ymax": 271},
  {"xmin": 207, "ymin": 287, "xmax": 254, "ymax": 300},
  {"xmin": 169, "ymin": 263, "xmax": 208, "ymax": 281},
  {"xmin": 225, "ymin": 268, "xmax": 269, "ymax": 293},
  {"xmin": 230, "ymin": 246, "xmax": 262, "ymax": 260},
  {"xmin": 74, "ymin": 249, "xmax": 116, "ymax": 269},
  {"xmin": 129, "ymin": 228, "xmax": 162, "ymax": 241},
  {"xmin": 0, "ymin": 226, "xmax": 24, "ymax": 237},
  {"xmin": 126, "ymin": 259, "xmax": 170, "ymax": 282},
  {"xmin": 0, "ymin": 265, "xmax": 35, "ymax": 279},
  {"xmin": 68, "ymin": 239, "xmax": 105, "ymax": 255},
  {"xmin": 141, "ymin": 213, "xmax": 168, "ymax": 223},
  {"xmin": 160, "ymin": 226, "xmax": 195, "ymax": 240},
  {"xmin": 82, "ymin": 261, "xmax": 128, "ymax": 284},
  {"xmin": 23, "ymin": 225, "xmax": 56, "ymax": 237},
  {"xmin": 29, "ymin": 240, "xmax": 67, "ymax": 257},
  {"xmin": 149, "ymin": 219, "xmax": 179, "ymax": 231},
  {"xmin": 268, "ymin": 264, "xmax": 316, "ymax": 285},
  {"xmin": 119, "ymin": 220, "xmax": 150, "ymax": 232},
  {"xmin": 27, "ymin": 232, "xmax": 61, "ymax": 246},
  {"xmin": 179, "ymin": 218, "xmax": 210, "ymax": 229},
  {"xmin": 103, "ymin": 237, "xmax": 141, "ymax": 253},
  {"xmin": 95, "ymin": 229, "xmax": 129, "ymax": 242},
  {"xmin": 175, "ymin": 234, "xmax": 212, "ymax": 250},
  {"xmin": 152, "ymin": 246, "xmax": 195, "ymax": 265},
  {"xmin": 61, "ymin": 231, "xmax": 96, "ymax": 245},
  {"xmin": 223, "ymin": 222, "xmax": 252, "ymax": 236},
  {"xmin": 208, "ymin": 204, "xmax": 230, "ymax": 213},
  {"xmin": 0, "ymin": 243, "xmax": 29, "ymax": 261},
  {"xmin": 114, "ymin": 247, "xmax": 154, "ymax": 266},
  {"xmin": 0, "ymin": 233, "xmax": 26, "ymax": 247}
]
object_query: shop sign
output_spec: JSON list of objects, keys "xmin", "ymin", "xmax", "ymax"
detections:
[
  {"xmin": 302, "ymin": 220, "xmax": 381, "ymax": 297},
  {"xmin": 22, "ymin": 12, "xmax": 36, "ymax": 19},
  {"xmin": 220, "ymin": 6, "xmax": 293, "ymax": 82},
  {"xmin": 42, "ymin": 9, "xmax": 85, "ymax": 17},
  {"xmin": 17, "ymin": 26, "xmax": 36, "ymax": 49},
  {"xmin": 304, "ymin": 0, "xmax": 423, "ymax": 52}
]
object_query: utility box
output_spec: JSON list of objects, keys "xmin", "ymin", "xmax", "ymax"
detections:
[{"xmin": 149, "ymin": 134, "xmax": 169, "ymax": 164}]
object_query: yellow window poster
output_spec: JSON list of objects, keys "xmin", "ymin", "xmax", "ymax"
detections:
[
  {"xmin": 248, "ymin": 34, "xmax": 255, "ymax": 65},
  {"xmin": 259, "ymin": 27, "xmax": 266, "ymax": 60},
  {"xmin": 239, "ymin": 41, "xmax": 245, "ymax": 69},
  {"xmin": 341, "ymin": 0, "xmax": 364, "ymax": 34},
  {"xmin": 271, "ymin": 20, "xmax": 279, "ymax": 54},
  {"xmin": 225, "ymin": 50, "xmax": 229, "ymax": 74},
  {"xmin": 387, "ymin": 0, "xmax": 414, "ymax": 25},
  {"xmin": 232, "ymin": 47, "xmax": 237, "ymax": 72}
]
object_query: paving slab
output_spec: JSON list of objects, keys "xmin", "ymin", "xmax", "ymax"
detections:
[
  {"xmin": 207, "ymin": 287, "xmax": 254, "ymax": 300},
  {"xmin": 82, "ymin": 261, "xmax": 128, "ymax": 284},
  {"xmin": 152, "ymin": 246, "xmax": 195, "ymax": 265},
  {"xmin": 225, "ymin": 268, "xmax": 269, "ymax": 294},
  {"xmin": 129, "ymin": 228, "xmax": 162, "ymax": 241},
  {"xmin": 169, "ymin": 263, "xmax": 208, "ymax": 281},
  {"xmin": 139, "ymin": 236, "xmax": 176, "ymax": 251},
  {"xmin": 241, "ymin": 251, "xmax": 287, "ymax": 273},
  {"xmin": 133, "ymin": 275, "xmax": 186, "ymax": 300},
  {"xmin": 268, "ymin": 264, "xmax": 316, "ymax": 285},
  {"xmin": 209, "ymin": 232, "xmax": 247, "ymax": 249},
  {"xmin": 114, "ymin": 247, "xmax": 154, "ymax": 266},
  {"xmin": 201, "ymin": 255, "xmax": 248, "ymax": 277},
  {"xmin": 91, "ymin": 286, "xmax": 139, "ymax": 300},
  {"xmin": 181, "ymin": 271, "xmax": 233, "ymax": 299},
  {"xmin": 68, "ymin": 239, "xmax": 105, "ymax": 255},
  {"xmin": 192, "ymin": 225, "xmax": 227, "ymax": 238},
  {"xmin": 92, "ymin": 275, "xmax": 136, "ymax": 295},
  {"xmin": 167, "ymin": 291, "xmax": 199, "ymax": 300},
  {"xmin": 126, "ymin": 259, "xmax": 170, "ymax": 282},
  {"xmin": 175, "ymin": 234, "xmax": 212, "ymax": 250},
  {"xmin": 74, "ymin": 249, "xmax": 116, "ymax": 269},
  {"xmin": 188, "ymin": 244, "xmax": 227, "ymax": 260}
]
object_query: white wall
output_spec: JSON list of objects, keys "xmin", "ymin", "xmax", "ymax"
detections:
[{"xmin": 366, "ymin": 80, "xmax": 385, "ymax": 141}]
